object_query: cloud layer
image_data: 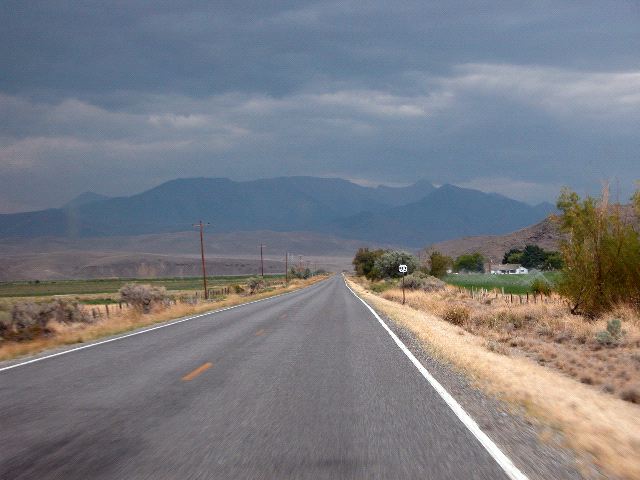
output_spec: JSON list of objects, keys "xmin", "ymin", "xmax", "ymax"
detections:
[{"xmin": 0, "ymin": 1, "xmax": 639, "ymax": 211}]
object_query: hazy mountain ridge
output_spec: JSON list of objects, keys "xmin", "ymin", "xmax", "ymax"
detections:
[
  {"xmin": 0, "ymin": 176, "xmax": 552, "ymax": 247},
  {"xmin": 333, "ymin": 184, "xmax": 555, "ymax": 246}
]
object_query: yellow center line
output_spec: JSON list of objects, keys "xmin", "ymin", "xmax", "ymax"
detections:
[
  {"xmin": 182, "ymin": 362, "xmax": 213, "ymax": 381},
  {"xmin": 255, "ymin": 329, "xmax": 265, "ymax": 336}
]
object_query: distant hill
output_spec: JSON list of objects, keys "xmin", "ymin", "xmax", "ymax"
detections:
[
  {"xmin": 426, "ymin": 217, "xmax": 562, "ymax": 261},
  {"xmin": 0, "ymin": 176, "xmax": 552, "ymax": 247},
  {"xmin": 427, "ymin": 203, "xmax": 638, "ymax": 261},
  {"xmin": 63, "ymin": 191, "xmax": 111, "ymax": 209},
  {"xmin": 333, "ymin": 184, "xmax": 555, "ymax": 247}
]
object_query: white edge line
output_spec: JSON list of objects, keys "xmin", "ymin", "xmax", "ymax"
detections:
[
  {"xmin": 343, "ymin": 275, "xmax": 529, "ymax": 480},
  {"xmin": 0, "ymin": 278, "xmax": 326, "ymax": 373}
]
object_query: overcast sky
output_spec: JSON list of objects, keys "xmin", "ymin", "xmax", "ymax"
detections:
[{"xmin": 1, "ymin": 1, "xmax": 639, "ymax": 212}]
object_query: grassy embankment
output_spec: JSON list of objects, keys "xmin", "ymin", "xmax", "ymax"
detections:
[
  {"xmin": 0, "ymin": 275, "xmax": 327, "ymax": 362},
  {"xmin": 443, "ymin": 272, "xmax": 561, "ymax": 294},
  {"xmin": 348, "ymin": 276, "xmax": 640, "ymax": 480}
]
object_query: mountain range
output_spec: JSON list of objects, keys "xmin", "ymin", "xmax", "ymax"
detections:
[{"xmin": 0, "ymin": 176, "xmax": 554, "ymax": 248}]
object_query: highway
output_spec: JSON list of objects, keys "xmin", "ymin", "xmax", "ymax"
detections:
[{"xmin": 0, "ymin": 274, "xmax": 519, "ymax": 479}]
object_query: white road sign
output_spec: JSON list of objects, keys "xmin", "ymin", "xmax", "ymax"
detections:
[{"xmin": 399, "ymin": 264, "xmax": 408, "ymax": 273}]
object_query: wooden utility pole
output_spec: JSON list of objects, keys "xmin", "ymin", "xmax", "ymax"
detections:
[
  {"xmin": 193, "ymin": 221, "xmax": 210, "ymax": 299},
  {"xmin": 285, "ymin": 252, "xmax": 289, "ymax": 283},
  {"xmin": 260, "ymin": 244, "xmax": 266, "ymax": 277}
]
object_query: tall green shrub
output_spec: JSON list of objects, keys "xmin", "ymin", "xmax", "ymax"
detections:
[
  {"xmin": 428, "ymin": 251, "xmax": 453, "ymax": 278},
  {"xmin": 556, "ymin": 187, "xmax": 640, "ymax": 317},
  {"xmin": 373, "ymin": 250, "xmax": 419, "ymax": 278},
  {"xmin": 352, "ymin": 247, "xmax": 385, "ymax": 279},
  {"xmin": 454, "ymin": 252, "xmax": 485, "ymax": 272}
]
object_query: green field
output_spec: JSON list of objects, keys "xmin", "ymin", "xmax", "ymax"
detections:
[
  {"xmin": 443, "ymin": 272, "xmax": 561, "ymax": 294},
  {"xmin": 0, "ymin": 275, "xmax": 286, "ymax": 298}
]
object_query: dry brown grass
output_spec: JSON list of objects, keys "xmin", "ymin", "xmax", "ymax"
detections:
[
  {"xmin": 348, "ymin": 278, "xmax": 640, "ymax": 480},
  {"xmin": 0, "ymin": 276, "xmax": 327, "ymax": 362},
  {"xmin": 377, "ymin": 284, "xmax": 640, "ymax": 403}
]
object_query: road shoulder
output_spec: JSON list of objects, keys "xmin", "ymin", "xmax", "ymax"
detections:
[{"xmin": 346, "ymin": 277, "xmax": 602, "ymax": 480}]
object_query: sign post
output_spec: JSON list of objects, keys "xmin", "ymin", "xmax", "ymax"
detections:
[{"xmin": 399, "ymin": 264, "xmax": 408, "ymax": 304}]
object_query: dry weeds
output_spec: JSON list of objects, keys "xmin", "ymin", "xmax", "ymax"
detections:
[
  {"xmin": 378, "ymin": 284, "xmax": 640, "ymax": 403},
  {"xmin": 0, "ymin": 276, "xmax": 326, "ymax": 362},
  {"xmin": 348, "ymin": 278, "xmax": 640, "ymax": 480}
]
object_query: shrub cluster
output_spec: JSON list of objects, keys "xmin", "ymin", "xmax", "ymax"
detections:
[
  {"xmin": 119, "ymin": 283, "xmax": 168, "ymax": 313},
  {"xmin": 442, "ymin": 306, "xmax": 470, "ymax": 326},
  {"xmin": 0, "ymin": 299, "xmax": 90, "ymax": 341},
  {"xmin": 353, "ymin": 248, "xmax": 419, "ymax": 280},
  {"xmin": 531, "ymin": 277, "xmax": 553, "ymax": 296},
  {"xmin": 247, "ymin": 277, "xmax": 265, "ymax": 294},
  {"xmin": 289, "ymin": 267, "xmax": 312, "ymax": 279},
  {"xmin": 596, "ymin": 318, "xmax": 625, "ymax": 346},
  {"xmin": 401, "ymin": 272, "xmax": 446, "ymax": 292}
]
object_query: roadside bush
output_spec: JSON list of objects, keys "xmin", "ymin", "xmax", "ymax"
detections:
[
  {"xmin": 289, "ymin": 267, "xmax": 312, "ymax": 279},
  {"xmin": 442, "ymin": 306, "xmax": 470, "ymax": 326},
  {"xmin": 232, "ymin": 284, "xmax": 245, "ymax": 294},
  {"xmin": 352, "ymin": 247, "xmax": 385, "ymax": 279},
  {"xmin": 402, "ymin": 274, "xmax": 426, "ymax": 290},
  {"xmin": 247, "ymin": 277, "xmax": 265, "ymax": 294},
  {"xmin": 370, "ymin": 281, "xmax": 395, "ymax": 294},
  {"xmin": 556, "ymin": 186, "xmax": 640, "ymax": 317},
  {"xmin": 621, "ymin": 385, "xmax": 640, "ymax": 404},
  {"xmin": 374, "ymin": 250, "xmax": 419, "ymax": 278},
  {"xmin": 119, "ymin": 283, "xmax": 168, "ymax": 313},
  {"xmin": 531, "ymin": 277, "xmax": 552, "ymax": 296},
  {"xmin": 421, "ymin": 276, "xmax": 446, "ymax": 292},
  {"xmin": 596, "ymin": 318, "xmax": 625, "ymax": 345},
  {"xmin": 1, "ymin": 299, "xmax": 90, "ymax": 341}
]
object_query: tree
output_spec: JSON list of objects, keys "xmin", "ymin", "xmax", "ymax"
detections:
[
  {"xmin": 428, "ymin": 251, "xmax": 453, "ymax": 278},
  {"xmin": 502, "ymin": 245, "xmax": 563, "ymax": 270},
  {"xmin": 502, "ymin": 248, "xmax": 523, "ymax": 264},
  {"xmin": 520, "ymin": 245, "xmax": 547, "ymax": 269},
  {"xmin": 373, "ymin": 250, "xmax": 419, "ymax": 278},
  {"xmin": 352, "ymin": 247, "xmax": 385, "ymax": 279},
  {"xmin": 556, "ymin": 187, "xmax": 640, "ymax": 317},
  {"xmin": 542, "ymin": 251, "xmax": 563, "ymax": 270},
  {"xmin": 454, "ymin": 253, "xmax": 485, "ymax": 272}
]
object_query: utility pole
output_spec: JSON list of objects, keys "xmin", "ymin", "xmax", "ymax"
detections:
[
  {"xmin": 285, "ymin": 251, "xmax": 288, "ymax": 284},
  {"xmin": 260, "ymin": 244, "xmax": 266, "ymax": 277},
  {"xmin": 193, "ymin": 221, "xmax": 210, "ymax": 300}
]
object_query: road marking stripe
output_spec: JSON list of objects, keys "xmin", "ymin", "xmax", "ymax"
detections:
[
  {"xmin": 182, "ymin": 362, "xmax": 213, "ymax": 381},
  {"xmin": 343, "ymin": 276, "xmax": 528, "ymax": 480},
  {"xmin": 0, "ymin": 278, "xmax": 328, "ymax": 373}
]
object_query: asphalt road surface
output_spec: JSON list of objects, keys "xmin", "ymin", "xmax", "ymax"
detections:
[{"xmin": 0, "ymin": 275, "xmax": 517, "ymax": 479}]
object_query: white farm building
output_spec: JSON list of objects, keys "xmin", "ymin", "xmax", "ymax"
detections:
[{"xmin": 490, "ymin": 264, "xmax": 528, "ymax": 275}]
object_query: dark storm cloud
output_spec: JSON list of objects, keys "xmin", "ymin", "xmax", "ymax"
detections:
[{"xmin": 0, "ymin": 1, "xmax": 639, "ymax": 211}]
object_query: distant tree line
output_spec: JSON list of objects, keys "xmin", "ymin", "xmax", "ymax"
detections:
[{"xmin": 502, "ymin": 245, "xmax": 563, "ymax": 270}]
